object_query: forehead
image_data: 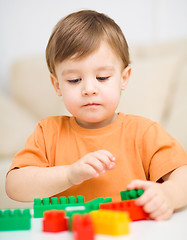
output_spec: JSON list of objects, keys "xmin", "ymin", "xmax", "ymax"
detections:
[{"xmin": 56, "ymin": 42, "xmax": 123, "ymax": 75}]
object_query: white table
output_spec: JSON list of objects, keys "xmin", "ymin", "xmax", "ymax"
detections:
[{"xmin": 0, "ymin": 207, "xmax": 187, "ymax": 240}]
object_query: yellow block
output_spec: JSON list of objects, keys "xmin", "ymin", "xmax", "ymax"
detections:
[{"xmin": 90, "ymin": 209, "xmax": 130, "ymax": 235}]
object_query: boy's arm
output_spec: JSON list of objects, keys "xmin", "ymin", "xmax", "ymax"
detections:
[
  {"xmin": 6, "ymin": 150, "xmax": 116, "ymax": 202},
  {"xmin": 6, "ymin": 165, "xmax": 72, "ymax": 202},
  {"xmin": 161, "ymin": 165, "xmax": 187, "ymax": 209},
  {"xmin": 127, "ymin": 165, "xmax": 187, "ymax": 221}
]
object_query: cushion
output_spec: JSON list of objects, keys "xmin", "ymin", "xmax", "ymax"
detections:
[
  {"xmin": 165, "ymin": 61, "xmax": 187, "ymax": 151},
  {"xmin": 118, "ymin": 53, "xmax": 183, "ymax": 123},
  {"xmin": 0, "ymin": 91, "xmax": 37, "ymax": 157},
  {"xmin": 10, "ymin": 56, "xmax": 70, "ymax": 119}
]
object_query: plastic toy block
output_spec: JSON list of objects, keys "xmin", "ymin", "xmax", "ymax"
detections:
[
  {"xmin": 120, "ymin": 189, "xmax": 144, "ymax": 201},
  {"xmin": 72, "ymin": 214, "xmax": 94, "ymax": 240},
  {"xmin": 34, "ymin": 195, "xmax": 112, "ymax": 218},
  {"xmin": 90, "ymin": 209, "xmax": 130, "ymax": 235},
  {"xmin": 0, "ymin": 209, "xmax": 31, "ymax": 231},
  {"xmin": 34, "ymin": 195, "xmax": 85, "ymax": 218},
  {"xmin": 85, "ymin": 197, "xmax": 112, "ymax": 212},
  {"xmin": 66, "ymin": 197, "xmax": 112, "ymax": 231},
  {"xmin": 67, "ymin": 209, "xmax": 87, "ymax": 231},
  {"xmin": 100, "ymin": 199, "xmax": 149, "ymax": 221},
  {"xmin": 43, "ymin": 210, "xmax": 68, "ymax": 232},
  {"xmin": 64, "ymin": 197, "xmax": 112, "ymax": 218}
]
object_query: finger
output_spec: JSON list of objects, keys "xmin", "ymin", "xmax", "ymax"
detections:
[
  {"xmin": 93, "ymin": 152, "xmax": 115, "ymax": 170},
  {"xmin": 81, "ymin": 164, "xmax": 99, "ymax": 179},
  {"xmin": 127, "ymin": 179, "xmax": 152, "ymax": 190},
  {"xmin": 143, "ymin": 195, "xmax": 164, "ymax": 213},
  {"xmin": 149, "ymin": 202, "xmax": 171, "ymax": 220},
  {"xmin": 107, "ymin": 162, "xmax": 116, "ymax": 170},
  {"xmin": 154, "ymin": 209, "xmax": 173, "ymax": 221},
  {"xmin": 136, "ymin": 187, "xmax": 157, "ymax": 206},
  {"xmin": 96, "ymin": 150, "xmax": 116, "ymax": 162},
  {"xmin": 87, "ymin": 157, "xmax": 106, "ymax": 173}
]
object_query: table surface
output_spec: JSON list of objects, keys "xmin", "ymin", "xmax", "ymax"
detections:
[{"xmin": 0, "ymin": 207, "xmax": 187, "ymax": 240}]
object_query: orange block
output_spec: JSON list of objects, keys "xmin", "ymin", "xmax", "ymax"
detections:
[
  {"xmin": 43, "ymin": 210, "xmax": 68, "ymax": 232},
  {"xmin": 100, "ymin": 200, "xmax": 149, "ymax": 221},
  {"xmin": 72, "ymin": 214, "xmax": 95, "ymax": 240}
]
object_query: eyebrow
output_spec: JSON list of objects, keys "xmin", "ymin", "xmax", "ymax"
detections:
[
  {"xmin": 61, "ymin": 66, "xmax": 115, "ymax": 76},
  {"xmin": 96, "ymin": 66, "xmax": 115, "ymax": 72},
  {"xmin": 61, "ymin": 69, "xmax": 79, "ymax": 76}
]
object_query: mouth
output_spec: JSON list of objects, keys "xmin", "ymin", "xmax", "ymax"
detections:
[{"xmin": 83, "ymin": 103, "xmax": 101, "ymax": 107}]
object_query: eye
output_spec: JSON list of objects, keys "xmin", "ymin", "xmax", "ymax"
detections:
[
  {"xmin": 67, "ymin": 78, "xmax": 81, "ymax": 83},
  {"xmin": 97, "ymin": 76, "xmax": 110, "ymax": 81}
]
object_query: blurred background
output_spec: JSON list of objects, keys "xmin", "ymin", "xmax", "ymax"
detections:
[
  {"xmin": 0, "ymin": 0, "xmax": 187, "ymax": 209},
  {"xmin": 1, "ymin": 0, "xmax": 187, "ymax": 91}
]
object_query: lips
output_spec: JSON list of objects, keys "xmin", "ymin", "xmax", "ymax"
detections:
[
  {"xmin": 83, "ymin": 103, "xmax": 101, "ymax": 107},
  {"xmin": 84, "ymin": 103, "xmax": 100, "ymax": 106}
]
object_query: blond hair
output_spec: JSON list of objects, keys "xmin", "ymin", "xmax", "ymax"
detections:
[{"xmin": 46, "ymin": 10, "xmax": 130, "ymax": 76}]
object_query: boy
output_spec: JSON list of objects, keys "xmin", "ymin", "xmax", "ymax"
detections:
[{"xmin": 6, "ymin": 10, "xmax": 187, "ymax": 221}]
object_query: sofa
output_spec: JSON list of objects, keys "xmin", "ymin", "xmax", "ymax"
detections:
[{"xmin": 0, "ymin": 39, "xmax": 187, "ymax": 209}]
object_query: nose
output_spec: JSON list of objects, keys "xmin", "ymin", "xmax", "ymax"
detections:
[{"xmin": 81, "ymin": 79, "xmax": 98, "ymax": 96}]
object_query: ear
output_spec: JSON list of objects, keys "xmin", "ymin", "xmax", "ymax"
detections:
[
  {"xmin": 50, "ymin": 74, "xmax": 62, "ymax": 96},
  {"xmin": 121, "ymin": 65, "xmax": 131, "ymax": 90}
]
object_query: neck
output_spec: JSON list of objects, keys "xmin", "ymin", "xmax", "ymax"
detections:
[{"xmin": 75, "ymin": 113, "xmax": 118, "ymax": 129}]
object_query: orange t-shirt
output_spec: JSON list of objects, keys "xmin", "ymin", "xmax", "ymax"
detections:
[{"xmin": 8, "ymin": 113, "xmax": 187, "ymax": 201}]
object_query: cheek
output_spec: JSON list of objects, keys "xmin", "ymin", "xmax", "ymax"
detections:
[
  {"xmin": 101, "ymin": 89, "xmax": 121, "ymax": 111},
  {"xmin": 61, "ymin": 88, "xmax": 79, "ymax": 112},
  {"xmin": 103, "ymin": 84, "xmax": 121, "ymax": 102},
  {"xmin": 62, "ymin": 92, "xmax": 76, "ymax": 105},
  {"xmin": 108, "ymin": 93, "xmax": 121, "ymax": 107}
]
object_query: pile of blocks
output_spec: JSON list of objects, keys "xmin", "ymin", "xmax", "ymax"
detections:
[{"xmin": 0, "ymin": 189, "xmax": 149, "ymax": 239}]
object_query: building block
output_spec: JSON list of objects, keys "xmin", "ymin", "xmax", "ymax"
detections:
[
  {"xmin": 85, "ymin": 197, "xmax": 112, "ymax": 212},
  {"xmin": 34, "ymin": 195, "xmax": 85, "ymax": 218},
  {"xmin": 90, "ymin": 209, "xmax": 130, "ymax": 235},
  {"xmin": 65, "ymin": 197, "xmax": 112, "ymax": 218},
  {"xmin": 72, "ymin": 214, "xmax": 95, "ymax": 240},
  {"xmin": 34, "ymin": 195, "xmax": 112, "ymax": 218},
  {"xmin": 66, "ymin": 197, "xmax": 112, "ymax": 231},
  {"xmin": 100, "ymin": 199, "xmax": 149, "ymax": 221},
  {"xmin": 0, "ymin": 209, "xmax": 31, "ymax": 231},
  {"xmin": 43, "ymin": 210, "xmax": 68, "ymax": 232},
  {"xmin": 120, "ymin": 189, "xmax": 144, "ymax": 201}
]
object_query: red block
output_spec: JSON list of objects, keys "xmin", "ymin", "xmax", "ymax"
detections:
[
  {"xmin": 43, "ymin": 210, "xmax": 68, "ymax": 232},
  {"xmin": 72, "ymin": 214, "xmax": 95, "ymax": 240},
  {"xmin": 100, "ymin": 200, "xmax": 149, "ymax": 221}
]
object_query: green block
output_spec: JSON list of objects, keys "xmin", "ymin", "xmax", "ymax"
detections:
[
  {"xmin": 34, "ymin": 195, "xmax": 86, "ymax": 218},
  {"xmin": 65, "ymin": 197, "xmax": 112, "ymax": 217},
  {"xmin": 120, "ymin": 189, "xmax": 144, "ymax": 201},
  {"xmin": 33, "ymin": 194, "xmax": 113, "ymax": 221},
  {"xmin": 0, "ymin": 209, "xmax": 31, "ymax": 231},
  {"xmin": 34, "ymin": 195, "xmax": 112, "ymax": 218},
  {"xmin": 85, "ymin": 197, "xmax": 112, "ymax": 211}
]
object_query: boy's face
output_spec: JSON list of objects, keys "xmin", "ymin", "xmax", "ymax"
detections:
[{"xmin": 51, "ymin": 41, "xmax": 131, "ymax": 128}]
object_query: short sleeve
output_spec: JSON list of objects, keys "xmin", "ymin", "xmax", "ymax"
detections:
[
  {"xmin": 142, "ymin": 122, "xmax": 187, "ymax": 181},
  {"xmin": 7, "ymin": 121, "xmax": 50, "ymax": 175}
]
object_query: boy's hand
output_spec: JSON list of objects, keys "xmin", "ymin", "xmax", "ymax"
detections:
[
  {"xmin": 126, "ymin": 180, "xmax": 174, "ymax": 221},
  {"xmin": 67, "ymin": 150, "xmax": 116, "ymax": 185}
]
